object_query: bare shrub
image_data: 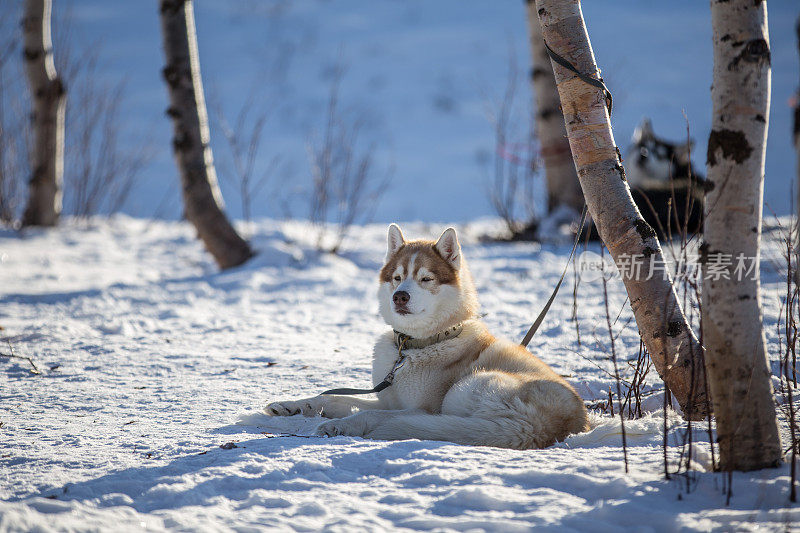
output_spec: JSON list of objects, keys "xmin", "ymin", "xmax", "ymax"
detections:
[
  {"xmin": 0, "ymin": 83, "xmax": 27, "ymax": 224},
  {"xmin": 641, "ymin": 116, "xmax": 711, "ymax": 490},
  {"xmin": 782, "ymin": 231, "xmax": 799, "ymax": 502},
  {"xmin": 599, "ymin": 246, "xmax": 628, "ymax": 472},
  {"xmin": 61, "ymin": 49, "xmax": 150, "ymax": 219},
  {"xmin": 583, "ymin": 255, "xmax": 654, "ymax": 424},
  {"xmin": 67, "ymin": 74, "xmax": 149, "ymax": 218},
  {"xmin": 0, "ymin": 4, "xmax": 148, "ymax": 224},
  {"xmin": 773, "ymin": 213, "xmax": 799, "ymax": 502},
  {"xmin": 481, "ymin": 47, "xmax": 538, "ymax": 239},
  {"xmin": 0, "ymin": 6, "xmax": 29, "ymax": 224},
  {"xmin": 211, "ymin": 85, "xmax": 278, "ymax": 231},
  {"xmin": 307, "ymin": 66, "xmax": 389, "ymax": 254}
]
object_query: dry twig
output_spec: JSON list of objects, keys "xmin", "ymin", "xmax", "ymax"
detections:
[{"xmin": 1, "ymin": 341, "xmax": 40, "ymax": 374}]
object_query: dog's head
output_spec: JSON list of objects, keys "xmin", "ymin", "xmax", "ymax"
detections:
[
  {"xmin": 628, "ymin": 118, "xmax": 699, "ymax": 188},
  {"xmin": 378, "ymin": 224, "xmax": 478, "ymax": 338}
]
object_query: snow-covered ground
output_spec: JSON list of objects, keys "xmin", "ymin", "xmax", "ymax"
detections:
[{"xmin": 1, "ymin": 217, "xmax": 797, "ymax": 531}]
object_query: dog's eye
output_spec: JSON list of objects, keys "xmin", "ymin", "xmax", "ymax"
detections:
[
  {"xmin": 420, "ymin": 277, "xmax": 433, "ymax": 282},
  {"xmin": 394, "ymin": 275, "xmax": 401, "ymax": 281}
]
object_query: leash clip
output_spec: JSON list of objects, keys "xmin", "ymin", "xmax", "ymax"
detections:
[{"xmin": 385, "ymin": 339, "xmax": 408, "ymax": 384}]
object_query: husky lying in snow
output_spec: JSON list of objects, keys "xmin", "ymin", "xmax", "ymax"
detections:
[{"xmin": 267, "ymin": 225, "xmax": 589, "ymax": 449}]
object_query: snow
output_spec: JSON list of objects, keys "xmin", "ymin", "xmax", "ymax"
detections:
[{"xmin": 1, "ymin": 217, "xmax": 798, "ymax": 531}]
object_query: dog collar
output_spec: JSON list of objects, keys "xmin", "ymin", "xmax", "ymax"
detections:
[
  {"xmin": 320, "ymin": 323, "xmax": 465, "ymax": 397},
  {"xmin": 393, "ymin": 323, "xmax": 464, "ymax": 350}
]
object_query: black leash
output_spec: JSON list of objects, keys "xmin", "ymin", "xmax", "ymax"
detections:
[
  {"xmin": 543, "ymin": 41, "xmax": 612, "ymax": 116},
  {"xmin": 520, "ymin": 206, "xmax": 587, "ymax": 348},
  {"xmin": 320, "ymin": 335, "xmax": 410, "ymax": 396},
  {"xmin": 319, "ymin": 381, "xmax": 392, "ymax": 396}
]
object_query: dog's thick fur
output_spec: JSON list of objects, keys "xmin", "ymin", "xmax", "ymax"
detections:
[{"xmin": 267, "ymin": 225, "xmax": 589, "ymax": 449}]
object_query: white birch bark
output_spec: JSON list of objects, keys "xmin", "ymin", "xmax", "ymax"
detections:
[
  {"xmin": 21, "ymin": 0, "xmax": 65, "ymax": 227},
  {"xmin": 524, "ymin": 0, "xmax": 582, "ymax": 214},
  {"xmin": 703, "ymin": 0, "xmax": 781, "ymax": 471},
  {"xmin": 159, "ymin": 0, "xmax": 252, "ymax": 269},
  {"xmin": 534, "ymin": 0, "xmax": 709, "ymax": 417}
]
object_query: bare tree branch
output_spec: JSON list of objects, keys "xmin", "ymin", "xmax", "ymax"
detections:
[{"xmin": 307, "ymin": 64, "xmax": 390, "ymax": 253}]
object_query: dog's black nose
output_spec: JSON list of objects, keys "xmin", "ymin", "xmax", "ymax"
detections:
[{"xmin": 393, "ymin": 291, "xmax": 410, "ymax": 305}]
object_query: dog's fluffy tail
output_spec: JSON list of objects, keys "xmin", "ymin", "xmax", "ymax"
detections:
[{"xmin": 364, "ymin": 413, "xmax": 552, "ymax": 450}]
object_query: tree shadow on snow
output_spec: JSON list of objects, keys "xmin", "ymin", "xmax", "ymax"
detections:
[
  {"xmin": 10, "ymin": 431, "xmax": 453, "ymax": 515},
  {"xmin": 8, "ymin": 409, "xmax": 796, "ymax": 530},
  {"xmin": 211, "ymin": 410, "xmax": 321, "ymax": 436},
  {"xmin": 1, "ymin": 287, "xmax": 105, "ymax": 305}
]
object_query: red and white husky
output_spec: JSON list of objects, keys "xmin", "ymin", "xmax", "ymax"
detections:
[{"xmin": 267, "ymin": 225, "xmax": 588, "ymax": 449}]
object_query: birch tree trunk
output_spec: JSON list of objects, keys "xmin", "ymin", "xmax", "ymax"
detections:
[
  {"xmin": 534, "ymin": 0, "xmax": 709, "ymax": 418},
  {"xmin": 159, "ymin": 0, "xmax": 252, "ymax": 269},
  {"xmin": 21, "ymin": 0, "xmax": 65, "ymax": 227},
  {"xmin": 703, "ymin": 0, "xmax": 781, "ymax": 471},
  {"xmin": 524, "ymin": 0, "xmax": 582, "ymax": 214}
]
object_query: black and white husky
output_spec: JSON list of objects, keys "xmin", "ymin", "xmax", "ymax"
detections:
[
  {"xmin": 267, "ymin": 225, "xmax": 589, "ymax": 449},
  {"xmin": 626, "ymin": 118, "xmax": 706, "ymax": 237}
]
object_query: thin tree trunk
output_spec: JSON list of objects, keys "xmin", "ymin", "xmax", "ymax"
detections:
[
  {"xmin": 534, "ymin": 0, "xmax": 709, "ymax": 418},
  {"xmin": 703, "ymin": 0, "xmax": 781, "ymax": 471},
  {"xmin": 524, "ymin": 0, "xmax": 582, "ymax": 214},
  {"xmin": 158, "ymin": 0, "xmax": 252, "ymax": 269},
  {"xmin": 21, "ymin": 0, "xmax": 65, "ymax": 227}
]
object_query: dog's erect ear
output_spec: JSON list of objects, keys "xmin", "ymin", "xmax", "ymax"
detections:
[
  {"xmin": 435, "ymin": 227, "xmax": 461, "ymax": 270},
  {"xmin": 387, "ymin": 224, "xmax": 405, "ymax": 260}
]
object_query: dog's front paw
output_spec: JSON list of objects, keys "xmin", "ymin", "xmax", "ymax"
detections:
[
  {"xmin": 266, "ymin": 399, "xmax": 321, "ymax": 417},
  {"xmin": 315, "ymin": 419, "xmax": 365, "ymax": 438}
]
